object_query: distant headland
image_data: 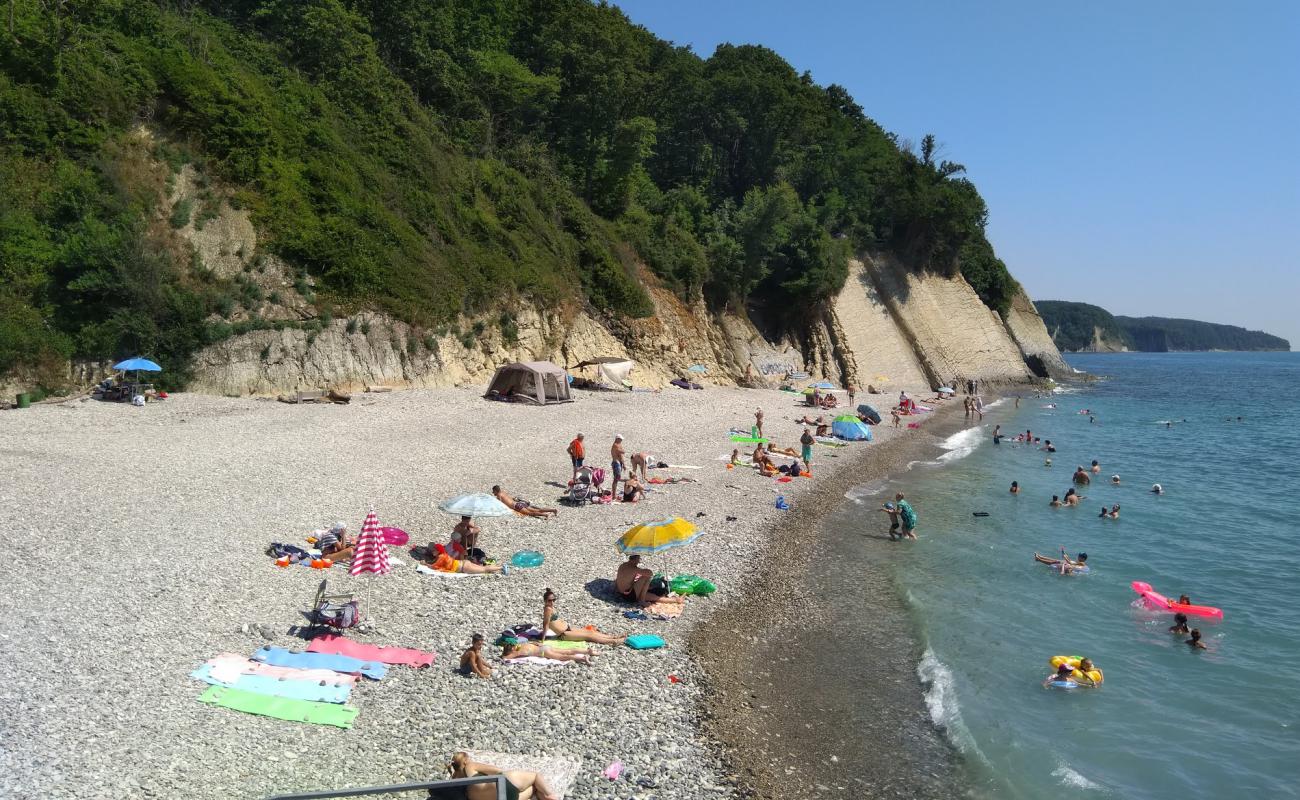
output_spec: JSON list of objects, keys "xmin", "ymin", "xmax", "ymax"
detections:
[{"xmin": 1036, "ymin": 300, "xmax": 1291, "ymax": 353}]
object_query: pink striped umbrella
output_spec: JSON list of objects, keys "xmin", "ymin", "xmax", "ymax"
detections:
[{"xmin": 350, "ymin": 509, "xmax": 392, "ymax": 577}]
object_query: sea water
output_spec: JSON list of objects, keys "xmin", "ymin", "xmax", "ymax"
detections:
[{"xmin": 839, "ymin": 353, "xmax": 1300, "ymax": 798}]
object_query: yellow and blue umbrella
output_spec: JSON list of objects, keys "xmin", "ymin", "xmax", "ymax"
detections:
[{"xmin": 616, "ymin": 517, "xmax": 701, "ymax": 555}]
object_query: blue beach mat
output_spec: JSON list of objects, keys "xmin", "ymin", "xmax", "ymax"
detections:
[
  {"xmin": 190, "ymin": 664, "xmax": 352, "ymax": 703},
  {"xmin": 250, "ymin": 646, "xmax": 387, "ymax": 680}
]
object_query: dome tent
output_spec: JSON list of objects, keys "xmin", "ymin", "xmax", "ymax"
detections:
[
  {"xmin": 832, "ymin": 415, "xmax": 873, "ymax": 441},
  {"xmin": 483, "ymin": 361, "xmax": 573, "ymax": 405}
]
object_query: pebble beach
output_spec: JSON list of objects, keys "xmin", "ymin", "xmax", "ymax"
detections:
[{"xmin": 0, "ymin": 384, "xmax": 959, "ymax": 799}]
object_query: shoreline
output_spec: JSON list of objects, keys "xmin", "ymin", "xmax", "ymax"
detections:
[{"xmin": 690, "ymin": 397, "xmax": 980, "ymax": 799}]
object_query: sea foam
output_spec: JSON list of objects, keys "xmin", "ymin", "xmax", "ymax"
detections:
[
  {"xmin": 1052, "ymin": 764, "xmax": 1105, "ymax": 791},
  {"xmin": 937, "ymin": 426, "xmax": 983, "ymax": 462}
]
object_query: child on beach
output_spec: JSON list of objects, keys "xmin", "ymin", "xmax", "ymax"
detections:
[
  {"xmin": 879, "ymin": 502, "xmax": 901, "ymax": 540},
  {"xmin": 891, "ymin": 409, "xmax": 901, "ymax": 428},
  {"xmin": 458, "ymin": 633, "xmax": 491, "ymax": 679}
]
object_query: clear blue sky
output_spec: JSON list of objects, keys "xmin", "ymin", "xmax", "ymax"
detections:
[{"xmin": 612, "ymin": 0, "xmax": 1300, "ymax": 348}]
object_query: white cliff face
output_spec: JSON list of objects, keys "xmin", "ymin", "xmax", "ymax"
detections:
[{"xmin": 1002, "ymin": 289, "xmax": 1074, "ymax": 377}]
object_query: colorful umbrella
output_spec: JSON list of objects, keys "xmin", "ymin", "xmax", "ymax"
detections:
[
  {"xmin": 616, "ymin": 517, "xmax": 702, "ymax": 555},
  {"xmin": 350, "ymin": 510, "xmax": 391, "ymax": 577},
  {"xmin": 438, "ymin": 493, "xmax": 512, "ymax": 518}
]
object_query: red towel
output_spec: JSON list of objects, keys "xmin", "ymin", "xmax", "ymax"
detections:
[{"xmin": 307, "ymin": 635, "xmax": 435, "ymax": 668}]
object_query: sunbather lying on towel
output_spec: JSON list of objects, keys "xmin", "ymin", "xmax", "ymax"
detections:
[
  {"xmin": 424, "ymin": 546, "xmax": 503, "ymax": 574},
  {"xmin": 492, "ymin": 486, "xmax": 558, "ymax": 518},
  {"xmin": 542, "ymin": 589, "xmax": 626, "ymax": 646},
  {"xmin": 317, "ymin": 522, "xmax": 354, "ymax": 562},
  {"xmin": 441, "ymin": 752, "xmax": 559, "ymax": 800},
  {"xmin": 646, "ymin": 475, "xmax": 697, "ymax": 484},
  {"xmin": 615, "ymin": 555, "xmax": 686, "ymax": 606},
  {"xmin": 458, "ymin": 633, "xmax": 492, "ymax": 679},
  {"xmin": 499, "ymin": 635, "xmax": 593, "ymax": 664}
]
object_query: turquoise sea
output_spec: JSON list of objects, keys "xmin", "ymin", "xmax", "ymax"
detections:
[{"xmin": 845, "ymin": 352, "xmax": 1300, "ymax": 798}]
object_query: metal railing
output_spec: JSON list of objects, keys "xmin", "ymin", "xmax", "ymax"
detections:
[{"xmin": 265, "ymin": 774, "xmax": 508, "ymax": 800}]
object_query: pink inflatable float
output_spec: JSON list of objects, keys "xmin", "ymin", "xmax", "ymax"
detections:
[
  {"xmin": 381, "ymin": 527, "xmax": 409, "ymax": 546},
  {"xmin": 1130, "ymin": 581, "xmax": 1223, "ymax": 619}
]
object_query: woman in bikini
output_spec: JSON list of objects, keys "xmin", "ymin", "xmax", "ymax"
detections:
[
  {"xmin": 443, "ymin": 752, "xmax": 558, "ymax": 800},
  {"xmin": 540, "ymin": 588, "xmax": 626, "ymax": 646},
  {"xmin": 498, "ymin": 635, "xmax": 594, "ymax": 664}
]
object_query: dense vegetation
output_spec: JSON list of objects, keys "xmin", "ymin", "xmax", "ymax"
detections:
[
  {"xmin": 1114, "ymin": 316, "xmax": 1289, "ymax": 352},
  {"xmin": 2, "ymin": 0, "xmax": 1018, "ymax": 387},
  {"xmin": 1038, "ymin": 301, "xmax": 1289, "ymax": 352},
  {"xmin": 1035, "ymin": 301, "xmax": 1132, "ymax": 351}
]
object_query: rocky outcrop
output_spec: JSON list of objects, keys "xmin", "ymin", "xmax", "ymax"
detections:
[{"xmin": 1002, "ymin": 288, "xmax": 1074, "ymax": 378}]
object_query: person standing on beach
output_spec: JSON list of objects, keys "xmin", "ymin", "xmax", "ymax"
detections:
[
  {"xmin": 993, "ymin": 424, "xmax": 1002, "ymax": 444},
  {"xmin": 568, "ymin": 433, "xmax": 585, "ymax": 481},
  {"xmin": 610, "ymin": 435, "xmax": 626, "ymax": 498},
  {"xmin": 892, "ymin": 409, "xmax": 901, "ymax": 428},
  {"xmin": 1015, "ymin": 395, "xmax": 1021, "ymax": 409},
  {"xmin": 895, "ymin": 493, "xmax": 918, "ymax": 539},
  {"xmin": 964, "ymin": 396, "xmax": 972, "ymax": 418},
  {"xmin": 847, "ymin": 383, "xmax": 856, "ymax": 409},
  {"xmin": 800, "ymin": 427, "xmax": 814, "ymax": 466},
  {"xmin": 974, "ymin": 395, "xmax": 984, "ymax": 420},
  {"xmin": 755, "ymin": 407, "xmax": 765, "ymax": 437}
]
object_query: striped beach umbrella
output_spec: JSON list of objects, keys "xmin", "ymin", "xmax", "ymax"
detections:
[{"xmin": 350, "ymin": 510, "xmax": 391, "ymax": 577}]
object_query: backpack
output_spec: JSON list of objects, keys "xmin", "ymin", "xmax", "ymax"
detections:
[{"xmin": 649, "ymin": 575, "xmax": 671, "ymax": 597}]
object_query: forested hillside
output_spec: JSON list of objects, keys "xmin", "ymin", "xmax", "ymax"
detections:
[
  {"xmin": 1035, "ymin": 301, "xmax": 1131, "ymax": 351},
  {"xmin": 1038, "ymin": 301, "xmax": 1289, "ymax": 352},
  {"xmin": 2, "ymin": 0, "xmax": 1019, "ymax": 388},
  {"xmin": 1114, "ymin": 316, "xmax": 1289, "ymax": 352}
]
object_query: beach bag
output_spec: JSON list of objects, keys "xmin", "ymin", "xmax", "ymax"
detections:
[
  {"xmin": 315, "ymin": 599, "xmax": 359, "ymax": 629},
  {"xmin": 625, "ymin": 634, "xmax": 666, "ymax": 650},
  {"xmin": 649, "ymin": 576, "xmax": 671, "ymax": 597}
]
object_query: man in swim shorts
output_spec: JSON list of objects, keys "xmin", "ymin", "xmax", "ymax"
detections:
[
  {"xmin": 879, "ymin": 501, "xmax": 901, "ymax": 540},
  {"xmin": 610, "ymin": 434, "xmax": 626, "ymax": 498},
  {"xmin": 1073, "ymin": 466, "xmax": 1091, "ymax": 486}
]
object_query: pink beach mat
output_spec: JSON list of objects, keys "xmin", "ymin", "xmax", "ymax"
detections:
[{"xmin": 306, "ymin": 634, "xmax": 434, "ymax": 668}]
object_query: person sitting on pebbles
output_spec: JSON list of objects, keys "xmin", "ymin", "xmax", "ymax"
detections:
[
  {"xmin": 541, "ymin": 588, "xmax": 626, "ymax": 646},
  {"xmin": 492, "ymin": 485, "xmax": 558, "ymax": 518},
  {"xmin": 316, "ymin": 522, "xmax": 354, "ymax": 562},
  {"xmin": 498, "ymin": 634, "xmax": 594, "ymax": 665},
  {"xmin": 621, "ymin": 474, "xmax": 645, "ymax": 503},
  {"xmin": 439, "ymin": 751, "xmax": 559, "ymax": 800},
  {"xmin": 615, "ymin": 554, "xmax": 686, "ymax": 606},
  {"xmin": 458, "ymin": 633, "xmax": 491, "ymax": 679}
]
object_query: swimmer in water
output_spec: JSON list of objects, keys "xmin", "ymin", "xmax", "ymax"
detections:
[
  {"xmin": 1010, "ymin": 481, "xmax": 1019, "ymax": 494},
  {"xmin": 1075, "ymin": 658, "xmax": 1100, "ymax": 687},
  {"xmin": 1109, "ymin": 504, "xmax": 1120, "ymax": 519},
  {"xmin": 1091, "ymin": 460, "xmax": 1101, "ymax": 474},
  {"xmin": 1049, "ymin": 495, "xmax": 1062, "ymax": 508},
  {"xmin": 1111, "ymin": 474, "xmax": 1121, "ymax": 485},
  {"xmin": 1187, "ymin": 629, "xmax": 1207, "ymax": 650},
  {"xmin": 1169, "ymin": 613, "xmax": 1190, "ymax": 635},
  {"xmin": 1045, "ymin": 663, "xmax": 1076, "ymax": 687},
  {"xmin": 1151, "ymin": 483, "xmax": 1164, "ymax": 495},
  {"xmin": 1098, "ymin": 506, "xmax": 1110, "ymax": 518},
  {"xmin": 1177, "ymin": 594, "xmax": 1191, "ymax": 605},
  {"xmin": 1034, "ymin": 551, "xmax": 1087, "ymax": 574}
]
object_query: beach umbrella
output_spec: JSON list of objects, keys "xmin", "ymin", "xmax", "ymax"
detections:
[
  {"xmin": 935, "ymin": 386, "xmax": 955, "ymax": 393},
  {"xmin": 438, "ymin": 493, "xmax": 512, "ymax": 518},
  {"xmin": 687, "ymin": 364, "xmax": 708, "ymax": 373},
  {"xmin": 113, "ymin": 357, "xmax": 162, "ymax": 372},
  {"xmin": 616, "ymin": 517, "xmax": 702, "ymax": 555},
  {"xmin": 350, "ymin": 509, "xmax": 392, "ymax": 620},
  {"xmin": 438, "ymin": 493, "xmax": 512, "ymax": 554},
  {"xmin": 808, "ymin": 380, "xmax": 837, "ymax": 389},
  {"xmin": 112, "ymin": 356, "xmax": 162, "ymax": 387}
]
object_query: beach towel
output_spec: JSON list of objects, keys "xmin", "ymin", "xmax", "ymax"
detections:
[
  {"xmin": 625, "ymin": 634, "xmax": 666, "ymax": 650},
  {"xmin": 415, "ymin": 564, "xmax": 481, "ymax": 577},
  {"xmin": 190, "ymin": 664, "xmax": 352, "ymax": 704},
  {"xmin": 535, "ymin": 638, "xmax": 592, "ymax": 650},
  {"xmin": 198, "ymin": 685, "xmax": 358, "ymax": 729},
  {"xmin": 306, "ymin": 635, "xmax": 434, "ymax": 668},
  {"xmin": 251, "ymin": 646, "xmax": 387, "ymax": 680},
  {"xmin": 202, "ymin": 654, "xmax": 358, "ymax": 687},
  {"xmin": 502, "ymin": 656, "xmax": 574, "ymax": 667},
  {"xmin": 464, "ymin": 751, "xmax": 582, "ymax": 800},
  {"xmin": 643, "ymin": 600, "xmax": 685, "ymax": 618}
]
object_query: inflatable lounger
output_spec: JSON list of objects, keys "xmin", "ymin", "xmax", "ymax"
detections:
[{"xmin": 1130, "ymin": 581, "xmax": 1223, "ymax": 619}]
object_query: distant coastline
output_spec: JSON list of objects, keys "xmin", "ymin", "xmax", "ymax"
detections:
[{"xmin": 1036, "ymin": 300, "xmax": 1290, "ymax": 353}]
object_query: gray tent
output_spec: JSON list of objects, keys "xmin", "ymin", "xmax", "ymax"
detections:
[{"xmin": 483, "ymin": 361, "xmax": 573, "ymax": 405}]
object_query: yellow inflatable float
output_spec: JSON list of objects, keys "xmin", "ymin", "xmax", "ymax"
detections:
[{"xmin": 1049, "ymin": 655, "xmax": 1104, "ymax": 684}]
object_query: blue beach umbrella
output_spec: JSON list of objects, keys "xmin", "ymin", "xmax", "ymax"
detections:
[
  {"xmin": 113, "ymin": 357, "xmax": 162, "ymax": 372},
  {"xmin": 808, "ymin": 380, "xmax": 836, "ymax": 389},
  {"xmin": 687, "ymin": 365, "xmax": 708, "ymax": 373}
]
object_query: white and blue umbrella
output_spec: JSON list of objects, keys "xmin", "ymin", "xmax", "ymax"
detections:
[
  {"xmin": 808, "ymin": 380, "xmax": 837, "ymax": 389},
  {"xmin": 438, "ymin": 493, "xmax": 512, "ymax": 518}
]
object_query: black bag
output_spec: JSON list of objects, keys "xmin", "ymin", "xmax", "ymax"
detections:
[{"xmin": 649, "ymin": 576, "xmax": 671, "ymax": 597}]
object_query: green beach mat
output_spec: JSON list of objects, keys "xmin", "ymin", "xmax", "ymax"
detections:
[
  {"xmin": 199, "ymin": 685, "xmax": 358, "ymax": 729},
  {"xmin": 730, "ymin": 435, "xmax": 769, "ymax": 443}
]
